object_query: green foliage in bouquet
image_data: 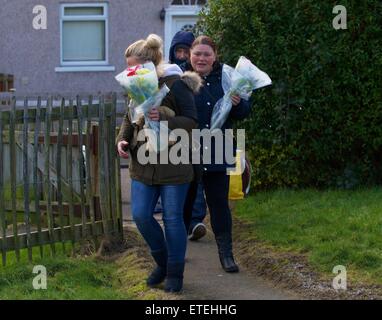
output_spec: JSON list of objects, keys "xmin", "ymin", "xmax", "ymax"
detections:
[
  {"xmin": 126, "ymin": 77, "xmax": 158, "ymax": 105},
  {"xmin": 230, "ymin": 78, "xmax": 253, "ymax": 97},
  {"xmin": 198, "ymin": 0, "xmax": 382, "ymax": 190}
]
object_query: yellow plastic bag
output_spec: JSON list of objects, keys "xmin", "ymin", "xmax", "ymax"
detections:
[{"xmin": 228, "ymin": 150, "xmax": 245, "ymax": 200}]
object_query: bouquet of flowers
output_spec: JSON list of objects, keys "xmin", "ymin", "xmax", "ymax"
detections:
[
  {"xmin": 115, "ymin": 62, "xmax": 170, "ymax": 153},
  {"xmin": 210, "ymin": 56, "xmax": 272, "ymax": 130}
]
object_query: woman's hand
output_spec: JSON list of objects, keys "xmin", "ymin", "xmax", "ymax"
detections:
[
  {"xmin": 117, "ymin": 140, "xmax": 129, "ymax": 159},
  {"xmin": 148, "ymin": 108, "xmax": 160, "ymax": 121},
  {"xmin": 231, "ymin": 95, "xmax": 241, "ymax": 106}
]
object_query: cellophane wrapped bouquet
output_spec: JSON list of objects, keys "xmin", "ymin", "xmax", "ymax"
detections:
[
  {"xmin": 115, "ymin": 62, "xmax": 170, "ymax": 153},
  {"xmin": 210, "ymin": 56, "xmax": 272, "ymax": 130}
]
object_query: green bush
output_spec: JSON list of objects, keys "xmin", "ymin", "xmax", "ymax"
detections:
[{"xmin": 198, "ymin": 0, "xmax": 382, "ymax": 189}]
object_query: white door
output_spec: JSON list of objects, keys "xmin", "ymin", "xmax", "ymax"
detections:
[
  {"xmin": 164, "ymin": 7, "xmax": 201, "ymax": 61},
  {"xmin": 172, "ymin": 16, "xmax": 197, "ymax": 36}
]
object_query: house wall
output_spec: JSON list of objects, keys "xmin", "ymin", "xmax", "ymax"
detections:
[{"xmin": 0, "ymin": 0, "xmax": 173, "ymax": 95}]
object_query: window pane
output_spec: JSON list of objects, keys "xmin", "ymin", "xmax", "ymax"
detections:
[
  {"xmin": 63, "ymin": 21, "xmax": 105, "ymax": 61},
  {"xmin": 64, "ymin": 7, "xmax": 104, "ymax": 16}
]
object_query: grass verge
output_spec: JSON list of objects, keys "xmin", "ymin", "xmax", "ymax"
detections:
[
  {"xmin": 234, "ymin": 188, "xmax": 382, "ymax": 298},
  {"xmin": 0, "ymin": 228, "xmax": 173, "ymax": 300}
]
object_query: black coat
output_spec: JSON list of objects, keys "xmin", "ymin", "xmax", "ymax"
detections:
[{"xmin": 183, "ymin": 62, "xmax": 251, "ymax": 172}]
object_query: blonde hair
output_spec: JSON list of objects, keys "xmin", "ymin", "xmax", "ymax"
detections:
[{"xmin": 124, "ymin": 34, "xmax": 164, "ymax": 67}]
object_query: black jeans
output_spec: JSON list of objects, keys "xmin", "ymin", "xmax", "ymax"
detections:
[{"xmin": 184, "ymin": 171, "xmax": 232, "ymax": 237}]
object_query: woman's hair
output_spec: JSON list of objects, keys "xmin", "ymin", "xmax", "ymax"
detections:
[
  {"xmin": 191, "ymin": 35, "xmax": 218, "ymax": 54},
  {"xmin": 124, "ymin": 34, "xmax": 163, "ymax": 66}
]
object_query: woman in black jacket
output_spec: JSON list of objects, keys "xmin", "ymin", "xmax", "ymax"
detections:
[{"xmin": 183, "ymin": 36, "xmax": 251, "ymax": 273}]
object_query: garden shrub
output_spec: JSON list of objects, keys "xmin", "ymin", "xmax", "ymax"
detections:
[{"xmin": 197, "ymin": 0, "xmax": 382, "ymax": 189}]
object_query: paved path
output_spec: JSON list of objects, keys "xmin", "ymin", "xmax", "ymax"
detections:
[
  {"xmin": 182, "ymin": 233, "xmax": 298, "ymax": 300},
  {"xmin": 121, "ymin": 168, "xmax": 298, "ymax": 300}
]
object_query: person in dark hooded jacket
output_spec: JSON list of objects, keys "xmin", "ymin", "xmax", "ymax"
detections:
[
  {"xmin": 171, "ymin": 31, "xmax": 209, "ymax": 241},
  {"xmin": 154, "ymin": 31, "xmax": 196, "ymax": 215},
  {"xmin": 169, "ymin": 31, "xmax": 195, "ymax": 66},
  {"xmin": 152, "ymin": 31, "xmax": 208, "ymax": 242}
]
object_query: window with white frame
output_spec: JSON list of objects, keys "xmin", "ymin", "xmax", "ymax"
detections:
[{"xmin": 60, "ymin": 3, "xmax": 108, "ymax": 67}]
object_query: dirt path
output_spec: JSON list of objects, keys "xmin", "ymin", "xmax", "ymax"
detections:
[{"xmin": 121, "ymin": 168, "xmax": 299, "ymax": 300}]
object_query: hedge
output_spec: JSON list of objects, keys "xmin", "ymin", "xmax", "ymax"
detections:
[{"xmin": 197, "ymin": 0, "xmax": 382, "ymax": 189}]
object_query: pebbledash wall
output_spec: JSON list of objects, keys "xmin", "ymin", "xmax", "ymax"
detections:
[{"xmin": 0, "ymin": 0, "xmax": 204, "ymax": 95}]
